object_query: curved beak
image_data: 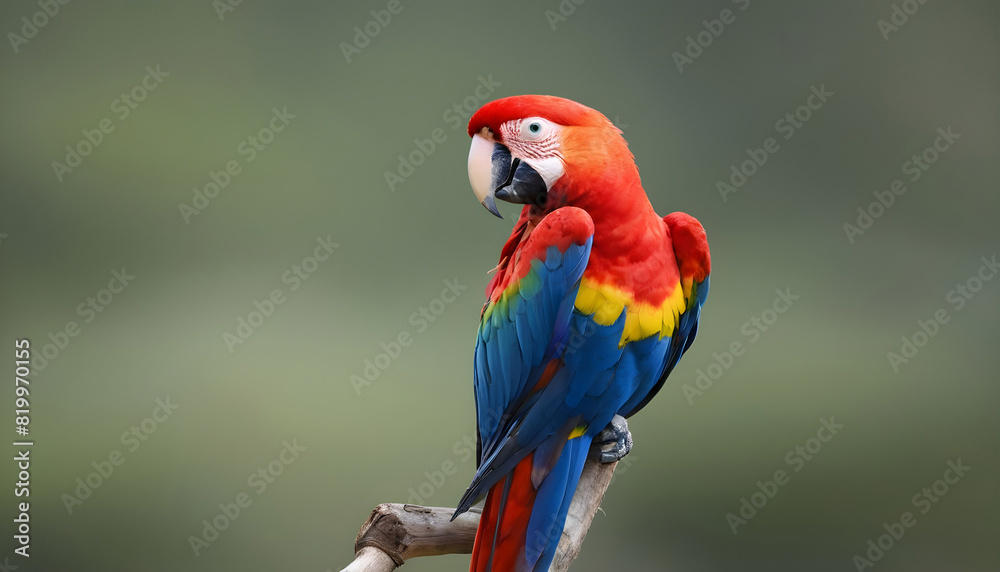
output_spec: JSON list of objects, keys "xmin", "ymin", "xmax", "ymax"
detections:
[{"xmin": 468, "ymin": 133, "xmax": 548, "ymax": 219}]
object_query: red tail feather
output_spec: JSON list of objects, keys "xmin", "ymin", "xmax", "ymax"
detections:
[{"xmin": 470, "ymin": 454, "xmax": 538, "ymax": 572}]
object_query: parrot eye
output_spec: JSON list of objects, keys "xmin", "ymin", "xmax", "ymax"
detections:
[{"xmin": 519, "ymin": 117, "xmax": 551, "ymax": 142}]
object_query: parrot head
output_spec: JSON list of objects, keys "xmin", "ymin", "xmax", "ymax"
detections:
[{"xmin": 466, "ymin": 95, "xmax": 641, "ymax": 218}]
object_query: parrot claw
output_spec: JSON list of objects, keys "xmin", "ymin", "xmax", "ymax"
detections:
[{"xmin": 590, "ymin": 415, "xmax": 632, "ymax": 464}]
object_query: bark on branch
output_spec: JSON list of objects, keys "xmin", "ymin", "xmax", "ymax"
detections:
[{"xmin": 340, "ymin": 457, "xmax": 618, "ymax": 572}]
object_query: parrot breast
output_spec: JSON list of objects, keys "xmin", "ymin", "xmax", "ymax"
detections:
[{"xmin": 574, "ymin": 278, "xmax": 687, "ymax": 346}]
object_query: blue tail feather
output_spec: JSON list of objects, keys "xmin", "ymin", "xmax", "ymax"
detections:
[{"xmin": 524, "ymin": 435, "xmax": 592, "ymax": 571}]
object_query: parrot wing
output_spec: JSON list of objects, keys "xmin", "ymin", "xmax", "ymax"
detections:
[
  {"xmin": 621, "ymin": 211, "xmax": 711, "ymax": 418},
  {"xmin": 454, "ymin": 206, "xmax": 595, "ymax": 518}
]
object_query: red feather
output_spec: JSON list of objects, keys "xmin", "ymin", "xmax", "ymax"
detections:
[
  {"xmin": 470, "ymin": 454, "xmax": 538, "ymax": 572},
  {"xmin": 665, "ymin": 212, "xmax": 712, "ymax": 282},
  {"xmin": 469, "ymin": 95, "xmax": 610, "ymax": 138}
]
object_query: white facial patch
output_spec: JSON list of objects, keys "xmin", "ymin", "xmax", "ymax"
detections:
[
  {"xmin": 521, "ymin": 156, "xmax": 565, "ymax": 189},
  {"xmin": 500, "ymin": 118, "xmax": 566, "ymax": 190}
]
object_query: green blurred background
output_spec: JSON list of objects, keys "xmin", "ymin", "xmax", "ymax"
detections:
[{"xmin": 1, "ymin": 1, "xmax": 997, "ymax": 570}]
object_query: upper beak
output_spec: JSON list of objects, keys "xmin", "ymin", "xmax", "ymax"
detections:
[{"xmin": 468, "ymin": 133, "xmax": 547, "ymax": 219}]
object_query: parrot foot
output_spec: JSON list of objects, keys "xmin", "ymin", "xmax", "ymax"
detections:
[{"xmin": 590, "ymin": 415, "xmax": 632, "ymax": 464}]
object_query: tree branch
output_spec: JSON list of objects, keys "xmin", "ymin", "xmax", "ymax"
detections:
[{"xmin": 340, "ymin": 458, "xmax": 618, "ymax": 572}]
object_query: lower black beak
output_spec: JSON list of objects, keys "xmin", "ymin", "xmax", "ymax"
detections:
[{"xmin": 488, "ymin": 144, "xmax": 547, "ymax": 215}]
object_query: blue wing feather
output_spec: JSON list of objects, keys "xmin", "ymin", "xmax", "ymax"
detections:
[
  {"xmin": 457, "ymin": 219, "xmax": 595, "ymax": 515},
  {"xmin": 620, "ymin": 275, "xmax": 710, "ymax": 418}
]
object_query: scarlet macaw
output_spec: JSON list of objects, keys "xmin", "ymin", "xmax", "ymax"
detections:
[{"xmin": 454, "ymin": 95, "xmax": 711, "ymax": 572}]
